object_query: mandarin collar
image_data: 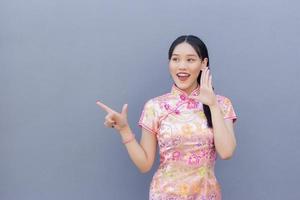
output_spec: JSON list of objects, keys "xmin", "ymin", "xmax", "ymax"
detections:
[{"xmin": 171, "ymin": 83, "xmax": 200, "ymax": 100}]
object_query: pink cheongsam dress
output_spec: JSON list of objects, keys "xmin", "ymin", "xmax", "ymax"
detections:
[{"xmin": 138, "ymin": 83, "xmax": 237, "ymax": 200}]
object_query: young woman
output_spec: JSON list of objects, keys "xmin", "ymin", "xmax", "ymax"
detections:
[{"xmin": 96, "ymin": 35, "xmax": 237, "ymax": 200}]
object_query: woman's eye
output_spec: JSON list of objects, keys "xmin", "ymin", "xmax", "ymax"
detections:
[
  {"xmin": 188, "ymin": 59, "xmax": 195, "ymax": 62},
  {"xmin": 172, "ymin": 58, "xmax": 178, "ymax": 61}
]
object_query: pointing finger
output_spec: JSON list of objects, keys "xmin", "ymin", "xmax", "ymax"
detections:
[{"xmin": 96, "ymin": 100, "xmax": 115, "ymax": 113}]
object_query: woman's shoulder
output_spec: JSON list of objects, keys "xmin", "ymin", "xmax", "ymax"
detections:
[
  {"xmin": 142, "ymin": 91, "xmax": 173, "ymax": 109},
  {"xmin": 215, "ymin": 93, "xmax": 236, "ymax": 108},
  {"xmin": 215, "ymin": 93, "xmax": 238, "ymax": 120}
]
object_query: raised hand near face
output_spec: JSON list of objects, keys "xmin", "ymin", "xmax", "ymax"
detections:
[
  {"xmin": 96, "ymin": 101, "xmax": 129, "ymax": 132},
  {"xmin": 192, "ymin": 67, "xmax": 218, "ymax": 107}
]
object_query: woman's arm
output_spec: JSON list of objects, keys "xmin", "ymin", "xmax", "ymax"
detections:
[
  {"xmin": 190, "ymin": 66, "xmax": 237, "ymax": 160},
  {"xmin": 209, "ymin": 105, "xmax": 237, "ymax": 160},
  {"xmin": 119, "ymin": 126, "xmax": 157, "ymax": 173},
  {"xmin": 96, "ymin": 101, "xmax": 157, "ymax": 173}
]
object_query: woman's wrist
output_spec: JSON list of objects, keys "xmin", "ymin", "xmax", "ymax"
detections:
[
  {"xmin": 119, "ymin": 124, "xmax": 131, "ymax": 135},
  {"xmin": 209, "ymin": 100, "xmax": 220, "ymax": 110},
  {"xmin": 122, "ymin": 133, "xmax": 135, "ymax": 144},
  {"xmin": 209, "ymin": 103, "xmax": 226, "ymax": 118},
  {"xmin": 119, "ymin": 125, "xmax": 134, "ymax": 142}
]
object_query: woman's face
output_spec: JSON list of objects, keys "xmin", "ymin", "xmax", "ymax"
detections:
[{"xmin": 169, "ymin": 42, "xmax": 208, "ymax": 95}]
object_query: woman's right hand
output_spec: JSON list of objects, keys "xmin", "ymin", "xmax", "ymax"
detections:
[{"xmin": 96, "ymin": 100, "xmax": 129, "ymax": 133}]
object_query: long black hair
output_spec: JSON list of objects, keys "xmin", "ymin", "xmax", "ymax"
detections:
[{"xmin": 168, "ymin": 35, "xmax": 214, "ymax": 128}]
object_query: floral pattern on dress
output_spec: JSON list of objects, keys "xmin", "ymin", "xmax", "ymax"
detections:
[{"xmin": 139, "ymin": 83, "xmax": 237, "ymax": 200}]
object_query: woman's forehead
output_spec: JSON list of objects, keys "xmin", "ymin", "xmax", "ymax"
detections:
[{"xmin": 172, "ymin": 42, "xmax": 198, "ymax": 56}]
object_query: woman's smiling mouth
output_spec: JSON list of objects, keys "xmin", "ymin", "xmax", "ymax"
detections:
[{"xmin": 177, "ymin": 72, "xmax": 191, "ymax": 81}]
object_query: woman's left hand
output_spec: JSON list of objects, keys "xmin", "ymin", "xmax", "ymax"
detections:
[{"xmin": 192, "ymin": 67, "xmax": 218, "ymax": 107}]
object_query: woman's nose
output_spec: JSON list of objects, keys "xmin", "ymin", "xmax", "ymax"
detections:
[{"xmin": 178, "ymin": 61, "xmax": 188, "ymax": 69}]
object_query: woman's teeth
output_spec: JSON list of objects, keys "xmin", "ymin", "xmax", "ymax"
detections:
[{"xmin": 177, "ymin": 73, "xmax": 190, "ymax": 81}]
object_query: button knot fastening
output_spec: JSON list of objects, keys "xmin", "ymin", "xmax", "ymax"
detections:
[{"xmin": 180, "ymin": 94, "xmax": 187, "ymax": 101}]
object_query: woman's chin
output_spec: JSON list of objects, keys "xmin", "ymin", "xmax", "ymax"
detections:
[{"xmin": 174, "ymin": 81, "xmax": 193, "ymax": 90}]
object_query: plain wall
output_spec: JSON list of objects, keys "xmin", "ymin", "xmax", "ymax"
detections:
[{"xmin": 1, "ymin": 0, "xmax": 300, "ymax": 199}]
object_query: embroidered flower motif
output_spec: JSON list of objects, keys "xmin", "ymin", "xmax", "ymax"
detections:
[
  {"xmin": 179, "ymin": 94, "xmax": 200, "ymax": 110},
  {"xmin": 191, "ymin": 184, "xmax": 201, "ymax": 193},
  {"xmin": 172, "ymin": 136, "xmax": 181, "ymax": 146},
  {"xmin": 164, "ymin": 103, "xmax": 170, "ymax": 110},
  {"xmin": 198, "ymin": 166, "xmax": 207, "ymax": 178},
  {"xmin": 187, "ymin": 99, "xmax": 199, "ymax": 109},
  {"xmin": 179, "ymin": 183, "xmax": 190, "ymax": 195},
  {"xmin": 208, "ymin": 192, "xmax": 217, "ymax": 200},
  {"xmin": 188, "ymin": 153, "xmax": 200, "ymax": 165},
  {"xmin": 172, "ymin": 151, "xmax": 181, "ymax": 160},
  {"xmin": 159, "ymin": 155, "xmax": 165, "ymax": 164},
  {"xmin": 165, "ymin": 171, "xmax": 174, "ymax": 178},
  {"xmin": 174, "ymin": 109, "xmax": 180, "ymax": 115},
  {"xmin": 200, "ymin": 149, "xmax": 209, "ymax": 159},
  {"xmin": 208, "ymin": 149, "xmax": 216, "ymax": 160},
  {"xmin": 163, "ymin": 168, "xmax": 177, "ymax": 179},
  {"xmin": 145, "ymin": 106, "xmax": 155, "ymax": 117}
]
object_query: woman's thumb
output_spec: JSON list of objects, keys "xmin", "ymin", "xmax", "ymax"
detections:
[{"xmin": 121, "ymin": 103, "xmax": 128, "ymax": 116}]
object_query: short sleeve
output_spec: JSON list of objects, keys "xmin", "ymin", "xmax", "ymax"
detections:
[
  {"xmin": 218, "ymin": 95, "xmax": 238, "ymax": 123},
  {"xmin": 138, "ymin": 99, "xmax": 159, "ymax": 135}
]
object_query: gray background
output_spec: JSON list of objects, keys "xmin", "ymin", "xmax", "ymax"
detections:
[{"xmin": 1, "ymin": 0, "xmax": 300, "ymax": 199}]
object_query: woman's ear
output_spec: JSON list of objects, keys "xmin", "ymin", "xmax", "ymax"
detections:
[
  {"xmin": 201, "ymin": 58, "xmax": 208, "ymax": 69},
  {"xmin": 203, "ymin": 58, "xmax": 208, "ymax": 66}
]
